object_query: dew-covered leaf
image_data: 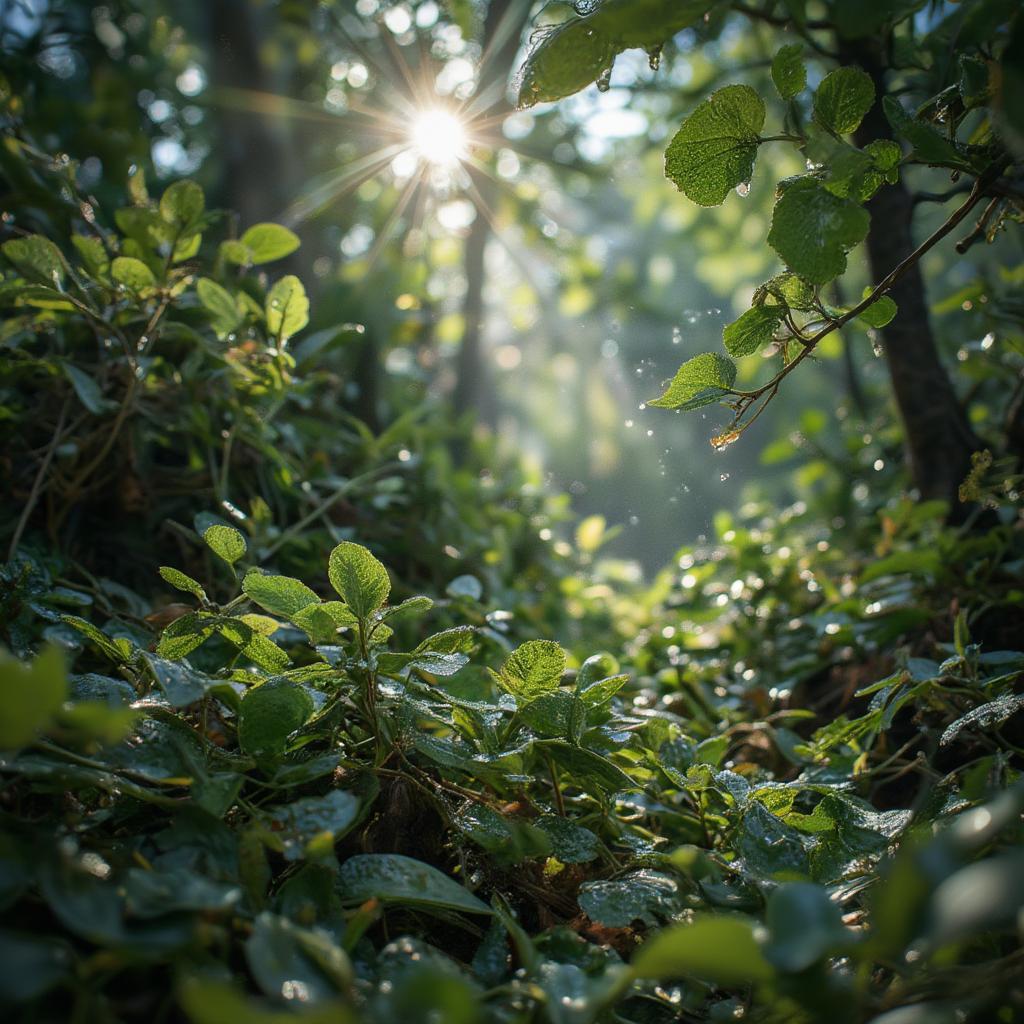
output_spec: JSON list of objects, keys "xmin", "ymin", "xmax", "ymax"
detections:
[
  {"xmin": 238, "ymin": 678, "xmax": 315, "ymax": 759},
  {"xmin": 647, "ymin": 352, "xmax": 737, "ymax": 410},
  {"xmin": 813, "ymin": 66, "xmax": 875, "ymax": 134},
  {"xmin": 266, "ymin": 790, "xmax": 359, "ymax": 861},
  {"xmin": 767, "ymin": 179, "xmax": 870, "ymax": 285},
  {"xmin": 327, "ymin": 542, "xmax": 390, "ymax": 619},
  {"xmin": 336, "ymin": 854, "xmax": 492, "ymax": 915},
  {"xmin": 665, "ymin": 85, "xmax": 765, "ymax": 206},
  {"xmin": 772, "ymin": 44, "xmax": 806, "ymax": 100},
  {"xmin": 723, "ymin": 305, "xmax": 785, "ymax": 357}
]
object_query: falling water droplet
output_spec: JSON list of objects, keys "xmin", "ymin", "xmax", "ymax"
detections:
[{"xmin": 672, "ymin": 325, "xmax": 682, "ymax": 344}]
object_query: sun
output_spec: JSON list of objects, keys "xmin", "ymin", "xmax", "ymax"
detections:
[{"xmin": 409, "ymin": 107, "xmax": 468, "ymax": 167}]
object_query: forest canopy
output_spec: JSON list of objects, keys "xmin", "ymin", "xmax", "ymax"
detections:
[{"xmin": 1, "ymin": 1, "xmax": 1023, "ymax": 1023}]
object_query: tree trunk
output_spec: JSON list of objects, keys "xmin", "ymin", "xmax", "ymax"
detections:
[
  {"xmin": 842, "ymin": 41, "xmax": 981, "ymax": 508},
  {"xmin": 452, "ymin": 0, "xmax": 531, "ymax": 432}
]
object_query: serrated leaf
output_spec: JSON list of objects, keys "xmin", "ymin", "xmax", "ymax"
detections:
[
  {"xmin": 327, "ymin": 542, "xmax": 390, "ymax": 619},
  {"xmin": 814, "ymin": 66, "xmax": 875, "ymax": 134},
  {"xmin": 665, "ymin": 85, "xmax": 765, "ymax": 207},
  {"xmin": 266, "ymin": 274, "xmax": 309, "ymax": 342},
  {"xmin": 767, "ymin": 179, "xmax": 870, "ymax": 285},
  {"xmin": 498, "ymin": 639, "xmax": 565, "ymax": 699},
  {"xmin": 158, "ymin": 566, "xmax": 207, "ymax": 601},
  {"xmin": 238, "ymin": 678, "xmax": 315, "ymax": 758},
  {"xmin": 196, "ymin": 278, "xmax": 242, "ymax": 337},
  {"xmin": 772, "ymin": 44, "xmax": 806, "ymax": 100},
  {"xmin": 203, "ymin": 523, "xmax": 247, "ymax": 567},
  {"xmin": 647, "ymin": 352, "xmax": 736, "ymax": 410},
  {"xmin": 336, "ymin": 853, "xmax": 492, "ymax": 915},
  {"xmin": 723, "ymin": 304, "xmax": 785, "ymax": 357},
  {"xmin": 155, "ymin": 610, "xmax": 217, "ymax": 660},
  {"xmin": 242, "ymin": 571, "xmax": 320, "ymax": 620},
  {"xmin": 240, "ymin": 223, "xmax": 300, "ymax": 264}
]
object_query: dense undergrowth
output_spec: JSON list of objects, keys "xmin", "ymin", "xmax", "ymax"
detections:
[{"xmin": 3, "ymin": 1, "xmax": 1024, "ymax": 1022}]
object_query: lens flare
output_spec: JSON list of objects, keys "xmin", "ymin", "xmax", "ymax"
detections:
[{"xmin": 410, "ymin": 107, "xmax": 468, "ymax": 166}]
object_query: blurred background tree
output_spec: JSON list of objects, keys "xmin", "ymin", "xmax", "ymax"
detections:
[{"xmin": 1, "ymin": 0, "xmax": 1019, "ymax": 573}]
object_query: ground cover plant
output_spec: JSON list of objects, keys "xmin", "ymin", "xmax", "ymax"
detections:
[{"xmin": 1, "ymin": 1, "xmax": 1023, "ymax": 1023}]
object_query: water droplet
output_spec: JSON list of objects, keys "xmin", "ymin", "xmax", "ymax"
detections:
[
  {"xmin": 646, "ymin": 44, "xmax": 663, "ymax": 71},
  {"xmin": 720, "ymin": 473, "xmax": 730, "ymax": 482},
  {"xmin": 596, "ymin": 66, "xmax": 612, "ymax": 92},
  {"xmin": 736, "ymin": 180, "xmax": 751, "ymax": 197}
]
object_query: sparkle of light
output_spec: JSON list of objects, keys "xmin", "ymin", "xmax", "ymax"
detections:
[{"xmin": 410, "ymin": 108, "xmax": 467, "ymax": 166}]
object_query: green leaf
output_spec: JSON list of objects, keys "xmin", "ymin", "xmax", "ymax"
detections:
[
  {"xmin": 336, "ymin": 854, "xmax": 493, "ymax": 915},
  {"xmin": 246, "ymin": 913, "xmax": 351, "ymax": 1004},
  {"xmin": 238, "ymin": 678, "xmax": 315, "ymax": 759},
  {"xmin": 772, "ymin": 44, "xmax": 806, "ymax": 100},
  {"xmin": 72, "ymin": 234, "xmax": 110, "ymax": 278},
  {"xmin": 514, "ymin": 19, "xmax": 616, "ymax": 108},
  {"xmin": 763, "ymin": 883, "xmax": 854, "ymax": 972},
  {"xmin": 266, "ymin": 790, "xmax": 360, "ymax": 861},
  {"xmin": 940, "ymin": 693, "xmax": 1024, "ymax": 747},
  {"xmin": 813, "ymin": 66, "xmax": 875, "ymax": 134},
  {"xmin": 535, "ymin": 815, "xmax": 601, "ymax": 864},
  {"xmin": 767, "ymin": 179, "xmax": 870, "ymax": 286},
  {"xmin": 882, "ymin": 96, "xmax": 972, "ymax": 169},
  {"xmin": 203, "ymin": 523, "xmax": 247, "ymax": 568},
  {"xmin": 857, "ymin": 290, "xmax": 898, "ymax": 328},
  {"xmin": 539, "ymin": 739, "xmax": 635, "ymax": 795},
  {"xmin": 240, "ymin": 223, "xmax": 301, "ymax": 264},
  {"xmin": 159, "ymin": 179, "xmax": 205, "ymax": 229},
  {"xmin": 2, "ymin": 235, "xmax": 65, "ymax": 286},
  {"xmin": 327, "ymin": 542, "xmax": 390, "ymax": 620},
  {"xmin": 266, "ymin": 275, "xmax": 309, "ymax": 342},
  {"xmin": 665, "ymin": 85, "xmax": 765, "ymax": 207},
  {"xmin": 633, "ymin": 915, "xmax": 774, "ymax": 984},
  {"xmin": 196, "ymin": 278, "xmax": 242, "ymax": 337},
  {"xmin": 111, "ymin": 256, "xmax": 156, "ymax": 293},
  {"xmin": 647, "ymin": 352, "xmax": 737, "ymax": 410},
  {"xmin": 61, "ymin": 363, "xmax": 110, "ymax": 415},
  {"xmin": 158, "ymin": 566, "xmax": 207, "ymax": 602},
  {"xmin": 219, "ymin": 239, "xmax": 254, "ymax": 266},
  {"xmin": 579, "ymin": 870, "xmax": 683, "ymax": 926},
  {"xmin": 155, "ymin": 611, "xmax": 217, "ymax": 660},
  {"xmin": 0, "ymin": 931, "xmax": 72, "ymax": 1003},
  {"xmin": 497, "ymin": 639, "xmax": 566, "ymax": 700},
  {"xmin": 0, "ymin": 647, "xmax": 67, "ymax": 750},
  {"xmin": 926, "ymin": 851, "xmax": 1024, "ymax": 948},
  {"xmin": 243, "ymin": 571, "xmax": 320, "ymax": 620},
  {"xmin": 723, "ymin": 305, "xmax": 785, "ymax": 357}
]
